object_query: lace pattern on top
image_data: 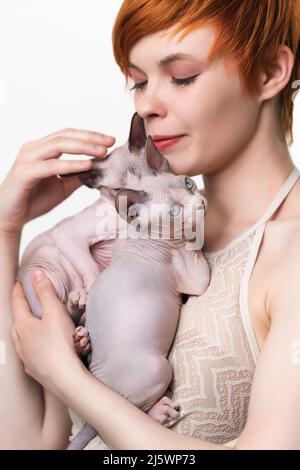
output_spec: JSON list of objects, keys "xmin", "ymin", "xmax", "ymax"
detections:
[{"xmin": 165, "ymin": 233, "xmax": 257, "ymax": 444}]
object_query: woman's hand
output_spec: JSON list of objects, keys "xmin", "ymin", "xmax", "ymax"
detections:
[
  {"xmin": 11, "ymin": 269, "xmax": 84, "ymax": 393},
  {"xmin": 0, "ymin": 128, "xmax": 115, "ymax": 235}
]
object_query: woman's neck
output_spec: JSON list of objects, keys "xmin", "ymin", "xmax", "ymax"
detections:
[
  {"xmin": 201, "ymin": 127, "xmax": 297, "ymax": 251},
  {"xmin": 203, "ymin": 133, "xmax": 295, "ymax": 228}
]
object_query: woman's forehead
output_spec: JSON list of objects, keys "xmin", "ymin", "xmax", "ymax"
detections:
[{"xmin": 128, "ymin": 25, "xmax": 216, "ymax": 71}]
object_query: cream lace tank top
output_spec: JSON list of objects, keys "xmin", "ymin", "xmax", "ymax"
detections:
[{"xmin": 68, "ymin": 166, "xmax": 300, "ymax": 450}]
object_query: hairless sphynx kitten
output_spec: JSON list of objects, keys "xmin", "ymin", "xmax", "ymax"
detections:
[{"xmin": 17, "ymin": 113, "xmax": 210, "ymax": 450}]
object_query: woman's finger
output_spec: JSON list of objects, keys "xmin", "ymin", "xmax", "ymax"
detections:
[
  {"xmin": 31, "ymin": 128, "xmax": 115, "ymax": 147},
  {"xmin": 21, "ymin": 135, "xmax": 114, "ymax": 162},
  {"xmin": 16, "ymin": 159, "xmax": 95, "ymax": 188},
  {"xmin": 30, "ymin": 270, "xmax": 66, "ymax": 314},
  {"xmin": 11, "ymin": 282, "xmax": 35, "ymax": 323}
]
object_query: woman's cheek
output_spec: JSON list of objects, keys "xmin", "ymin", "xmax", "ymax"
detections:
[{"xmin": 202, "ymin": 80, "xmax": 257, "ymax": 149}]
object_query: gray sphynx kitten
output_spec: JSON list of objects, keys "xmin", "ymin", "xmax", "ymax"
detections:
[{"xmin": 17, "ymin": 113, "xmax": 210, "ymax": 449}]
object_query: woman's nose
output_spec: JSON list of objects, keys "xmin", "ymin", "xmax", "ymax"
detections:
[{"xmin": 136, "ymin": 84, "xmax": 168, "ymax": 120}]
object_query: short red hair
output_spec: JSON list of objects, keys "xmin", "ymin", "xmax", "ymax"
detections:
[{"xmin": 112, "ymin": 0, "xmax": 300, "ymax": 144}]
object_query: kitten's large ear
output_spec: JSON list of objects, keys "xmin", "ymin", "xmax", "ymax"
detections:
[
  {"xmin": 146, "ymin": 136, "xmax": 171, "ymax": 173},
  {"xmin": 128, "ymin": 112, "xmax": 147, "ymax": 152},
  {"xmin": 115, "ymin": 188, "xmax": 149, "ymax": 221}
]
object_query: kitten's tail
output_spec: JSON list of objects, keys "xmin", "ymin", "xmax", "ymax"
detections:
[{"xmin": 67, "ymin": 423, "xmax": 97, "ymax": 450}]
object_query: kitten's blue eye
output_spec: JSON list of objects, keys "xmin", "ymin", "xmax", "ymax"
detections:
[
  {"xmin": 185, "ymin": 177, "xmax": 195, "ymax": 191},
  {"xmin": 169, "ymin": 203, "xmax": 182, "ymax": 217}
]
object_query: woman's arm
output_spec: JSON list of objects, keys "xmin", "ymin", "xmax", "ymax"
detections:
[
  {"xmin": 235, "ymin": 228, "xmax": 300, "ymax": 450},
  {"xmin": 0, "ymin": 232, "xmax": 71, "ymax": 449},
  {"xmin": 0, "ymin": 127, "xmax": 115, "ymax": 449},
  {"xmin": 58, "ymin": 356, "xmax": 231, "ymax": 450}
]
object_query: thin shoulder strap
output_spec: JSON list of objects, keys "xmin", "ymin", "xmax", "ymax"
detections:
[
  {"xmin": 255, "ymin": 167, "xmax": 300, "ymax": 229},
  {"xmin": 239, "ymin": 166, "xmax": 300, "ymax": 363},
  {"xmin": 239, "ymin": 224, "xmax": 266, "ymax": 363}
]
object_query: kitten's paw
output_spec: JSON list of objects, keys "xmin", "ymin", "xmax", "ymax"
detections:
[
  {"xmin": 73, "ymin": 326, "xmax": 91, "ymax": 357},
  {"xmin": 67, "ymin": 287, "xmax": 88, "ymax": 314},
  {"xmin": 147, "ymin": 396, "xmax": 181, "ymax": 425}
]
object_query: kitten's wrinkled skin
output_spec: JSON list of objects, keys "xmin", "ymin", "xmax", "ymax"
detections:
[{"xmin": 17, "ymin": 113, "xmax": 210, "ymax": 450}]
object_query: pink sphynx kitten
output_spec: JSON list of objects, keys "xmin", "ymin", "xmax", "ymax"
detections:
[{"xmin": 17, "ymin": 113, "xmax": 210, "ymax": 450}]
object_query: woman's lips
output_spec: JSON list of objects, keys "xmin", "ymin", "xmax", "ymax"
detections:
[{"xmin": 153, "ymin": 136, "xmax": 184, "ymax": 151}]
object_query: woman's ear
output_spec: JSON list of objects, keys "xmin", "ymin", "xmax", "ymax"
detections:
[{"xmin": 258, "ymin": 45, "xmax": 295, "ymax": 102}]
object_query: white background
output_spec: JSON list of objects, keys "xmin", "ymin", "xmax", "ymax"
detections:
[{"xmin": 0, "ymin": 0, "xmax": 299, "ymax": 257}]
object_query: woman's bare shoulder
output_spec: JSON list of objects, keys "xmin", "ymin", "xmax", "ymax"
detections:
[
  {"xmin": 257, "ymin": 216, "xmax": 300, "ymax": 288},
  {"xmin": 262, "ymin": 215, "xmax": 300, "ymax": 309},
  {"xmin": 264, "ymin": 215, "xmax": 300, "ymax": 255},
  {"xmin": 268, "ymin": 212, "xmax": 300, "ymax": 231}
]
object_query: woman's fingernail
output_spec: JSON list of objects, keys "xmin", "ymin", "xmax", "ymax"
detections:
[{"xmin": 32, "ymin": 270, "xmax": 44, "ymax": 282}]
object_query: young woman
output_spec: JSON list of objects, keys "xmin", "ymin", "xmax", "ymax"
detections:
[{"xmin": 0, "ymin": 0, "xmax": 299, "ymax": 450}]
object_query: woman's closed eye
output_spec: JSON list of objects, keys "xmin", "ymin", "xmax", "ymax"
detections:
[{"xmin": 130, "ymin": 75, "xmax": 199, "ymax": 92}]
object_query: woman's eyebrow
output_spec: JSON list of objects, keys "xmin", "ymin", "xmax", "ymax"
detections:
[{"xmin": 128, "ymin": 52, "xmax": 199, "ymax": 72}]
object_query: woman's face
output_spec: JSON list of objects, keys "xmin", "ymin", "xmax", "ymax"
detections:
[{"xmin": 128, "ymin": 25, "xmax": 260, "ymax": 176}]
